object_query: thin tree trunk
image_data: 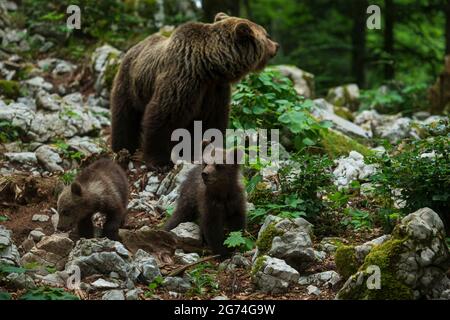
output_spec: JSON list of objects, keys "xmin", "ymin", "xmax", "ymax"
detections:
[
  {"xmin": 351, "ymin": 0, "xmax": 367, "ymax": 87},
  {"xmin": 445, "ymin": 0, "xmax": 450, "ymax": 54},
  {"xmin": 384, "ymin": 0, "xmax": 395, "ymax": 80}
]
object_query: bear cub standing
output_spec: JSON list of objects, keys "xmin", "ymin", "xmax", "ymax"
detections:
[
  {"xmin": 164, "ymin": 145, "xmax": 246, "ymax": 257},
  {"xmin": 57, "ymin": 158, "xmax": 128, "ymax": 241}
]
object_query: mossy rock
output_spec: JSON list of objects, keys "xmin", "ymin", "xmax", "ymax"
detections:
[
  {"xmin": 334, "ymin": 106, "xmax": 355, "ymax": 121},
  {"xmin": 251, "ymin": 256, "xmax": 267, "ymax": 276},
  {"xmin": 337, "ymin": 238, "xmax": 414, "ymax": 299},
  {"xmin": 0, "ymin": 80, "xmax": 20, "ymax": 99},
  {"xmin": 320, "ymin": 129, "xmax": 372, "ymax": 158},
  {"xmin": 103, "ymin": 57, "xmax": 121, "ymax": 90},
  {"xmin": 335, "ymin": 245, "xmax": 359, "ymax": 279},
  {"xmin": 247, "ymin": 182, "xmax": 274, "ymax": 204},
  {"xmin": 255, "ymin": 222, "xmax": 283, "ymax": 257}
]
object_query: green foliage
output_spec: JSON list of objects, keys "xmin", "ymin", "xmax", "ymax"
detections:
[
  {"xmin": 0, "ymin": 80, "xmax": 20, "ymax": 99},
  {"xmin": 231, "ymin": 69, "xmax": 330, "ymax": 151},
  {"xmin": 145, "ymin": 275, "xmax": 163, "ymax": 297},
  {"xmin": 0, "ymin": 264, "xmax": 27, "ymax": 276},
  {"xmin": 60, "ymin": 169, "xmax": 78, "ymax": 185},
  {"xmin": 224, "ymin": 231, "xmax": 254, "ymax": 252},
  {"xmin": 0, "ymin": 291, "xmax": 12, "ymax": 300},
  {"xmin": 20, "ymin": 287, "xmax": 79, "ymax": 300},
  {"xmin": 359, "ymin": 82, "xmax": 429, "ymax": 115},
  {"xmin": 368, "ymin": 136, "xmax": 450, "ymax": 219},
  {"xmin": 0, "ymin": 215, "xmax": 8, "ymax": 222},
  {"xmin": 0, "ymin": 121, "xmax": 21, "ymax": 143},
  {"xmin": 341, "ymin": 208, "xmax": 373, "ymax": 230},
  {"xmin": 54, "ymin": 140, "xmax": 85, "ymax": 162},
  {"xmin": 187, "ymin": 262, "xmax": 218, "ymax": 296}
]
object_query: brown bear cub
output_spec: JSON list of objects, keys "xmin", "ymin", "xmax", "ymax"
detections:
[
  {"xmin": 164, "ymin": 145, "xmax": 246, "ymax": 257},
  {"xmin": 110, "ymin": 12, "xmax": 279, "ymax": 170},
  {"xmin": 57, "ymin": 158, "xmax": 128, "ymax": 241}
]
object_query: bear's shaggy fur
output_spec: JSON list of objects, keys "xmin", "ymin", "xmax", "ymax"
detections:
[
  {"xmin": 110, "ymin": 12, "xmax": 279, "ymax": 169},
  {"xmin": 163, "ymin": 146, "xmax": 246, "ymax": 257},
  {"xmin": 57, "ymin": 158, "xmax": 128, "ymax": 240}
]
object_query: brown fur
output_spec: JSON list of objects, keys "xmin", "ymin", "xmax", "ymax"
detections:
[
  {"xmin": 56, "ymin": 158, "xmax": 128, "ymax": 241},
  {"xmin": 163, "ymin": 147, "xmax": 246, "ymax": 257},
  {"xmin": 110, "ymin": 13, "xmax": 279, "ymax": 169}
]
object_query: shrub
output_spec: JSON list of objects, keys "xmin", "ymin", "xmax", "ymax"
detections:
[
  {"xmin": 368, "ymin": 136, "xmax": 449, "ymax": 228},
  {"xmin": 359, "ymin": 82, "xmax": 429, "ymax": 115},
  {"xmin": 231, "ymin": 68, "xmax": 331, "ymax": 151}
]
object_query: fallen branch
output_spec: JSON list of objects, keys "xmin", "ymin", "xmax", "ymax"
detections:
[{"xmin": 167, "ymin": 254, "xmax": 220, "ymax": 277}]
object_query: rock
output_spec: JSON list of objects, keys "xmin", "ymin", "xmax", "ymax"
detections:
[
  {"xmin": 378, "ymin": 117, "xmax": 416, "ymax": 143},
  {"xmin": 35, "ymin": 145, "xmax": 63, "ymax": 172},
  {"xmin": 332, "ymin": 151, "xmax": 377, "ymax": 190},
  {"xmin": 65, "ymin": 238, "xmax": 132, "ymax": 279},
  {"xmin": 102, "ymin": 290, "xmax": 125, "ymax": 300},
  {"xmin": 125, "ymin": 288, "xmax": 143, "ymax": 300},
  {"xmin": 312, "ymin": 99, "xmax": 371, "ymax": 139},
  {"xmin": 132, "ymin": 249, "xmax": 161, "ymax": 283},
  {"xmin": 319, "ymin": 237, "xmax": 345, "ymax": 254},
  {"xmin": 327, "ymin": 84, "xmax": 360, "ymax": 111},
  {"xmin": 53, "ymin": 60, "xmax": 76, "ymax": 75},
  {"xmin": 29, "ymin": 230, "xmax": 45, "ymax": 242},
  {"xmin": 212, "ymin": 295, "xmax": 229, "ymax": 300},
  {"xmin": 306, "ymin": 285, "xmax": 321, "ymax": 296},
  {"xmin": 91, "ymin": 44, "xmax": 122, "ymax": 93},
  {"xmin": 298, "ymin": 271, "xmax": 341, "ymax": 288},
  {"xmin": 36, "ymin": 90, "xmax": 61, "ymax": 111},
  {"xmin": 275, "ymin": 65, "xmax": 314, "ymax": 98},
  {"xmin": 5, "ymin": 152, "xmax": 37, "ymax": 165},
  {"xmin": 66, "ymin": 136, "xmax": 103, "ymax": 157},
  {"xmin": 252, "ymin": 256, "xmax": 300, "ymax": 293},
  {"xmin": 32, "ymin": 214, "xmax": 50, "ymax": 222},
  {"xmin": 23, "ymin": 76, "xmax": 53, "ymax": 93},
  {"xmin": 92, "ymin": 278, "xmax": 120, "ymax": 289},
  {"xmin": 253, "ymin": 215, "xmax": 317, "ymax": 272},
  {"xmin": 170, "ymin": 222, "xmax": 202, "ymax": 247},
  {"xmin": 163, "ymin": 276, "xmax": 191, "ymax": 293},
  {"xmin": 174, "ymin": 249, "xmax": 200, "ymax": 265},
  {"xmin": 6, "ymin": 273, "xmax": 36, "ymax": 289},
  {"xmin": 336, "ymin": 208, "xmax": 450, "ymax": 299},
  {"xmin": 20, "ymin": 234, "xmax": 74, "ymax": 271},
  {"xmin": 37, "ymin": 272, "xmax": 66, "ymax": 287}
]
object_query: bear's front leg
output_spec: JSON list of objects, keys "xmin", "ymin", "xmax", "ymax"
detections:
[
  {"xmin": 102, "ymin": 208, "xmax": 125, "ymax": 241},
  {"xmin": 77, "ymin": 216, "xmax": 94, "ymax": 239},
  {"xmin": 201, "ymin": 202, "xmax": 230, "ymax": 258}
]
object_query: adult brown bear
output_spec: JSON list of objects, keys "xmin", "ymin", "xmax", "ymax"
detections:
[{"xmin": 110, "ymin": 12, "xmax": 279, "ymax": 170}]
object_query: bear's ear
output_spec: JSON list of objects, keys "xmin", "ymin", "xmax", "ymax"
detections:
[
  {"xmin": 71, "ymin": 182, "xmax": 82, "ymax": 196},
  {"xmin": 214, "ymin": 12, "xmax": 229, "ymax": 22},
  {"xmin": 235, "ymin": 22, "xmax": 253, "ymax": 39}
]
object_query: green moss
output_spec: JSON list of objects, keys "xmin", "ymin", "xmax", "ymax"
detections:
[
  {"xmin": 103, "ymin": 57, "xmax": 121, "ymax": 90},
  {"xmin": 320, "ymin": 129, "xmax": 372, "ymax": 158},
  {"xmin": 338, "ymin": 238, "xmax": 414, "ymax": 300},
  {"xmin": 251, "ymin": 256, "xmax": 267, "ymax": 276},
  {"xmin": 248, "ymin": 182, "xmax": 274, "ymax": 204},
  {"xmin": 255, "ymin": 222, "xmax": 283, "ymax": 256},
  {"xmin": 0, "ymin": 80, "xmax": 20, "ymax": 99},
  {"xmin": 334, "ymin": 106, "xmax": 355, "ymax": 121},
  {"xmin": 335, "ymin": 245, "xmax": 359, "ymax": 279}
]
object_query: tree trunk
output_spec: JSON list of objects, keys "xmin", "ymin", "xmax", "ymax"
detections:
[
  {"xmin": 351, "ymin": 0, "xmax": 367, "ymax": 88},
  {"xmin": 202, "ymin": 0, "xmax": 240, "ymax": 22},
  {"xmin": 384, "ymin": 0, "xmax": 395, "ymax": 80},
  {"xmin": 445, "ymin": 0, "xmax": 450, "ymax": 54}
]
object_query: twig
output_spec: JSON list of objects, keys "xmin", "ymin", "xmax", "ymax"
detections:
[{"xmin": 167, "ymin": 254, "xmax": 220, "ymax": 277}]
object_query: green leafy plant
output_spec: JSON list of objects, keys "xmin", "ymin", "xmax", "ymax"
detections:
[
  {"xmin": 0, "ymin": 264, "xmax": 27, "ymax": 276},
  {"xmin": 341, "ymin": 208, "xmax": 373, "ymax": 230},
  {"xmin": 224, "ymin": 231, "xmax": 255, "ymax": 252},
  {"xmin": 60, "ymin": 169, "xmax": 78, "ymax": 185},
  {"xmin": 0, "ymin": 291, "xmax": 11, "ymax": 300},
  {"xmin": 231, "ymin": 68, "xmax": 331, "ymax": 151},
  {"xmin": 187, "ymin": 262, "xmax": 218, "ymax": 296},
  {"xmin": 0, "ymin": 215, "xmax": 8, "ymax": 222},
  {"xmin": 54, "ymin": 140, "xmax": 85, "ymax": 162},
  {"xmin": 145, "ymin": 275, "xmax": 164, "ymax": 297},
  {"xmin": 368, "ymin": 136, "xmax": 449, "ymax": 221},
  {"xmin": 0, "ymin": 120, "xmax": 20, "ymax": 143},
  {"xmin": 359, "ymin": 82, "xmax": 428, "ymax": 115},
  {"xmin": 20, "ymin": 287, "xmax": 79, "ymax": 300}
]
